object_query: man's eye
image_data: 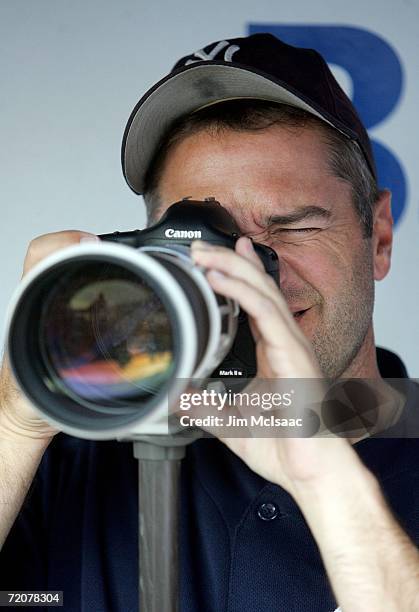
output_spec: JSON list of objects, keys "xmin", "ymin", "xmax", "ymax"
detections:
[
  {"xmin": 277, "ymin": 227, "xmax": 318, "ymax": 233},
  {"xmin": 268, "ymin": 227, "xmax": 322, "ymax": 244}
]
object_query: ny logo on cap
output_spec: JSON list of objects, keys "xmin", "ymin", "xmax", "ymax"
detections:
[{"xmin": 185, "ymin": 40, "xmax": 240, "ymax": 65}]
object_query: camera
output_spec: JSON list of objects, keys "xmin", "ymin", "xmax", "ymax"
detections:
[{"xmin": 6, "ymin": 198, "xmax": 278, "ymax": 440}]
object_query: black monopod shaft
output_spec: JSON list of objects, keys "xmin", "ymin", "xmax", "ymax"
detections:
[{"xmin": 133, "ymin": 434, "xmax": 201, "ymax": 612}]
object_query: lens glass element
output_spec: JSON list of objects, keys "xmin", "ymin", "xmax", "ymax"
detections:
[{"xmin": 40, "ymin": 262, "xmax": 175, "ymax": 406}]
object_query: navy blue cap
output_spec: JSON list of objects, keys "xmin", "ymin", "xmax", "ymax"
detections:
[{"xmin": 122, "ymin": 33, "xmax": 376, "ymax": 194}]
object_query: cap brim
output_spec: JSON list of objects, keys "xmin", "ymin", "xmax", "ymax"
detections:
[{"xmin": 122, "ymin": 61, "xmax": 356, "ymax": 195}]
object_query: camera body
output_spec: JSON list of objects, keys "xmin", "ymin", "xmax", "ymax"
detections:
[{"xmin": 100, "ymin": 198, "xmax": 279, "ymax": 383}]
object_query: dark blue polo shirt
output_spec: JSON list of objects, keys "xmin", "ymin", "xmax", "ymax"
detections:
[{"xmin": 1, "ymin": 348, "xmax": 418, "ymax": 611}]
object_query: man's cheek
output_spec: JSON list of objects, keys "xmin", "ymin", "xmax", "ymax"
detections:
[
  {"xmin": 305, "ymin": 244, "xmax": 353, "ymax": 293},
  {"xmin": 275, "ymin": 247, "xmax": 337, "ymax": 297}
]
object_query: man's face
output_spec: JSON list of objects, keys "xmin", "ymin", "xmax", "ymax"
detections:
[{"xmin": 154, "ymin": 124, "xmax": 377, "ymax": 378}]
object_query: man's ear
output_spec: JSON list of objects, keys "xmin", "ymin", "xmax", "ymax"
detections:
[{"xmin": 373, "ymin": 189, "xmax": 393, "ymax": 281}]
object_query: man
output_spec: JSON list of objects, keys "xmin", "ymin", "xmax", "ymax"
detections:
[{"xmin": 0, "ymin": 33, "xmax": 418, "ymax": 611}]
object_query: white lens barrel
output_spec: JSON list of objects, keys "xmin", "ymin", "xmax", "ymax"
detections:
[{"xmin": 5, "ymin": 241, "xmax": 237, "ymax": 440}]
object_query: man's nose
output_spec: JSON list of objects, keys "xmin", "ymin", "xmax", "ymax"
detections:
[
  {"xmin": 276, "ymin": 253, "xmax": 296, "ymax": 289},
  {"xmin": 277, "ymin": 253, "xmax": 304, "ymax": 293}
]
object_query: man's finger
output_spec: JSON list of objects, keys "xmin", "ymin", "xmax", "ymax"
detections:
[
  {"xmin": 23, "ymin": 230, "xmax": 99, "ymax": 276},
  {"xmin": 191, "ymin": 239, "xmax": 280, "ymax": 303},
  {"xmin": 234, "ymin": 236, "xmax": 266, "ymax": 270}
]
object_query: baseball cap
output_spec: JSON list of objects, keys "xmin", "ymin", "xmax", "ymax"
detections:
[{"xmin": 122, "ymin": 33, "xmax": 376, "ymax": 195}]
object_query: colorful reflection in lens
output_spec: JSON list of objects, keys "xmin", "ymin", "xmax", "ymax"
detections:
[{"xmin": 40, "ymin": 263, "xmax": 175, "ymax": 404}]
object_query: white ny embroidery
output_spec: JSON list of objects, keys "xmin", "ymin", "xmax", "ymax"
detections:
[{"xmin": 185, "ymin": 40, "xmax": 240, "ymax": 64}]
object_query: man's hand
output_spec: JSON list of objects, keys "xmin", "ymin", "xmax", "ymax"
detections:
[
  {"xmin": 193, "ymin": 236, "xmax": 320, "ymax": 380},
  {"xmin": 190, "ymin": 236, "xmax": 357, "ymax": 494},
  {"xmin": 1, "ymin": 230, "xmax": 99, "ymax": 443}
]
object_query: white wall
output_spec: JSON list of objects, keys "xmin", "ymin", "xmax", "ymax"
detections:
[{"xmin": 1, "ymin": 0, "xmax": 418, "ymax": 373}]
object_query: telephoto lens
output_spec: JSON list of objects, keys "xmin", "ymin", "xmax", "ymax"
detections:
[{"xmin": 5, "ymin": 200, "xmax": 278, "ymax": 440}]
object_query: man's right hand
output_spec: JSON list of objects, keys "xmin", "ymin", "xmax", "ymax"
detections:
[{"xmin": 0, "ymin": 230, "xmax": 99, "ymax": 443}]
